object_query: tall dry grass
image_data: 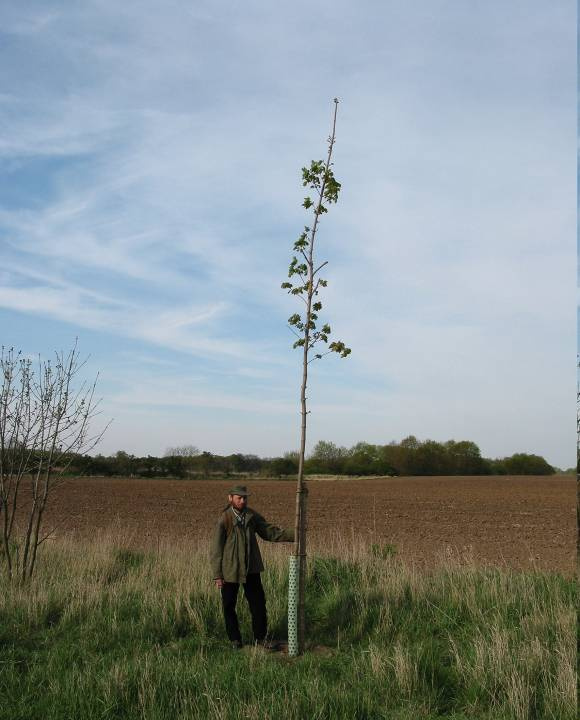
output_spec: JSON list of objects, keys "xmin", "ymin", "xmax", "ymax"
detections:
[{"xmin": 0, "ymin": 527, "xmax": 575, "ymax": 720}]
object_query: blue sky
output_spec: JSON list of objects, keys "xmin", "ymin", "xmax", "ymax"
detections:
[{"xmin": 1, "ymin": 1, "xmax": 575, "ymax": 466}]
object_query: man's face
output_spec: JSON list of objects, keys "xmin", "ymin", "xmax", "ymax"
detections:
[{"xmin": 229, "ymin": 494, "xmax": 247, "ymax": 511}]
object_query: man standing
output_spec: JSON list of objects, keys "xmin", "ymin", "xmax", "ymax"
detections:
[{"xmin": 210, "ymin": 485, "xmax": 294, "ymax": 649}]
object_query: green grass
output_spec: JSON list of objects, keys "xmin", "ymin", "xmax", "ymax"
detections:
[{"xmin": 0, "ymin": 534, "xmax": 575, "ymax": 720}]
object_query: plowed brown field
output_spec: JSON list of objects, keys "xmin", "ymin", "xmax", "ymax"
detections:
[{"xmin": 45, "ymin": 475, "xmax": 576, "ymax": 574}]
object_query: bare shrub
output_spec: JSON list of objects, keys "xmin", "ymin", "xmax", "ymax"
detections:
[{"xmin": 0, "ymin": 343, "xmax": 105, "ymax": 580}]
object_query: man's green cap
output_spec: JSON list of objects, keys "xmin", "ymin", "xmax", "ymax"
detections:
[{"xmin": 229, "ymin": 485, "xmax": 250, "ymax": 497}]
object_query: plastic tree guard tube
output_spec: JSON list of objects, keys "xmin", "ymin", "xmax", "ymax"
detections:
[{"xmin": 288, "ymin": 555, "xmax": 299, "ymax": 657}]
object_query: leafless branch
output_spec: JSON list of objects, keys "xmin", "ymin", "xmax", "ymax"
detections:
[{"xmin": 0, "ymin": 344, "xmax": 107, "ymax": 581}]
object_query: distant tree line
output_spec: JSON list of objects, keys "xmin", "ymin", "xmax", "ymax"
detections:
[
  {"xmin": 302, "ymin": 438, "xmax": 556, "ymax": 476},
  {"xmin": 60, "ymin": 436, "xmax": 557, "ymax": 478},
  {"xmin": 68, "ymin": 448, "xmax": 262, "ymax": 479}
]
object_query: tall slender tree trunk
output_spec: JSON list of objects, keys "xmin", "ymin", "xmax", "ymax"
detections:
[
  {"xmin": 294, "ymin": 282, "xmax": 313, "ymax": 653},
  {"xmin": 289, "ymin": 100, "xmax": 345, "ymax": 655}
]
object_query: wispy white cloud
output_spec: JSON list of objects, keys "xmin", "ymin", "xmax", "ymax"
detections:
[
  {"xmin": 0, "ymin": 0, "xmax": 574, "ymax": 465},
  {"xmin": 0, "ymin": 268, "xmax": 255, "ymax": 360},
  {"xmin": 3, "ymin": 7, "xmax": 59, "ymax": 36}
]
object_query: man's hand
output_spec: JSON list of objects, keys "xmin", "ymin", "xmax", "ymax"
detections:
[{"xmin": 215, "ymin": 578, "xmax": 225, "ymax": 589}]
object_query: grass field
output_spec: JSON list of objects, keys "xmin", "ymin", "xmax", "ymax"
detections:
[{"xmin": 1, "ymin": 528, "xmax": 576, "ymax": 720}]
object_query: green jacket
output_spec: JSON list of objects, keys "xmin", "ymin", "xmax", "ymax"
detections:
[{"xmin": 210, "ymin": 507, "xmax": 294, "ymax": 583}]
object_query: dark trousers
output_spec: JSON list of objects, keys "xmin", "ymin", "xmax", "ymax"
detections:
[{"xmin": 220, "ymin": 573, "xmax": 267, "ymax": 643}]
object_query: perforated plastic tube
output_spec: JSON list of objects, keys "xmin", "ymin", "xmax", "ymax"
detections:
[{"xmin": 288, "ymin": 555, "xmax": 299, "ymax": 657}]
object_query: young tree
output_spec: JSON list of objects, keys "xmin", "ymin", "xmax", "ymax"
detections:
[
  {"xmin": 0, "ymin": 343, "xmax": 105, "ymax": 581},
  {"xmin": 282, "ymin": 98, "xmax": 351, "ymax": 653}
]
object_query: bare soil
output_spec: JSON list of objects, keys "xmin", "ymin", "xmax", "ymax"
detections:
[{"xmin": 44, "ymin": 475, "xmax": 576, "ymax": 574}]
